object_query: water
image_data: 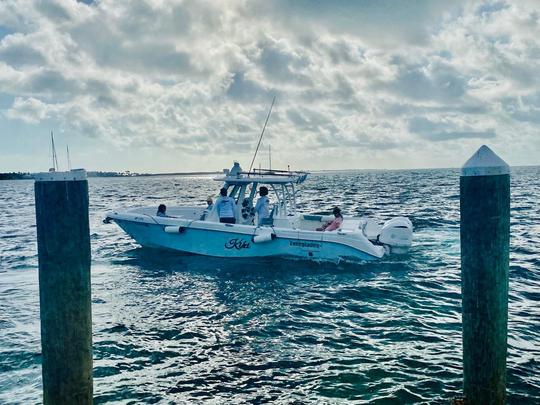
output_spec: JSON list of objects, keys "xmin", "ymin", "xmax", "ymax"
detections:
[{"xmin": 1, "ymin": 168, "xmax": 539, "ymax": 403}]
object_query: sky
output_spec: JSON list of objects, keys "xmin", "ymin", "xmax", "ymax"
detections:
[{"xmin": 0, "ymin": 0, "xmax": 539, "ymax": 173}]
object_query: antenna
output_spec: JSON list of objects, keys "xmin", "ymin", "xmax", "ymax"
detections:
[
  {"xmin": 248, "ymin": 96, "xmax": 276, "ymax": 174},
  {"xmin": 66, "ymin": 145, "xmax": 72, "ymax": 170},
  {"xmin": 50, "ymin": 131, "xmax": 59, "ymax": 171}
]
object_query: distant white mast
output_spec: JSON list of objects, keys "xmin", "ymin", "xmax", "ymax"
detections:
[
  {"xmin": 50, "ymin": 131, "xmax": 59, "ymax": 171},
  {"xmin": 269, "ymin": 144, "xmax": 272, "ymax": 171},
  {"xmin": 66, "ymin": 145, "xmax": 72, "ymax": 170}
]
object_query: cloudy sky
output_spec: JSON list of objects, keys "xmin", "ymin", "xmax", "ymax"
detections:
[{"xmin": 1, "ymin": 0, "xmax": 539, "ymax": 172}]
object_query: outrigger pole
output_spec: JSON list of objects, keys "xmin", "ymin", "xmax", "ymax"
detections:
[{"xmin": 248, "ymin": 96, "xmax": 276, "ymax": 175}]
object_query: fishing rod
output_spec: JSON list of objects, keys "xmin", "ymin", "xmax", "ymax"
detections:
[{"xmin": 248, "ymin": 96, "xmax": 276, "ymax": 175}]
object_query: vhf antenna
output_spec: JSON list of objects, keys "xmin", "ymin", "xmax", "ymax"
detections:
[{"xmin": 248, "ymin": 96, "xmax": 275, "ymax": 175}]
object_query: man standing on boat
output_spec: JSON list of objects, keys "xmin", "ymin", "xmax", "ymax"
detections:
[
  {"xmin": 255, "ymin": 186, "xmax": 270, "ymax": 226},
  {"xmin": 216, "ymin": 188, "xmax": 237, "ymax": 224}
]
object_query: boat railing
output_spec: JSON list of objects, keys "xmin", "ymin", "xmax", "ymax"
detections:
[{"xmin": 245, "ymin": 168, "xmax": 308, "ymax": 177}]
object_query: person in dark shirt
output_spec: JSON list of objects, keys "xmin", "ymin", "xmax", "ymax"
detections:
[{"xmin": 156, "ymin": 204, "xmax": 168, "ymax": 217}]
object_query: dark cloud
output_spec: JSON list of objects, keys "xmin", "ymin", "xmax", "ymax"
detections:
[
  {"xmin": 24, "ymin": 69, "xmax": 81, "ymax": 97},
  {"xmin": 35, "ymin": 1, "xmax": 73, "ymax": 23},
  {"xmin": 379, "ymin": 62, "xmax": 467, "ymax": 102},
  {"xmin": 476, "ymin": 1, "xmax": 509, "ymax": 16},
  {"xmin": 258, "ymin": 39, "xmax": 312, "ymax": 85},
  {"xmin": 420, "ymin": 129, "xmax": 496, "ymax": 141},
  {"xmin": 250, "ymin": 0, "xmax": 465, "ymax": 47},
  {"xmin": 501, "ymin": 96, "xmax": 540, "ymax": 124},
  {"xmin": 314, "ymin": 130, "xmax": 400, "ymax": 150},
  {"xmin": 226, "ymin": 72, "xmax": 270, "ymax": 102},
  {"xmin": 383, "ymin": 101, "xmax": 488, "ymax": 116},
  {"xmin": 409, "ymin": 116, "xmax": 496, "ymax": 141},
  {"xmin": 0, "ymin": 41, "xmax": 45, "ymax": 67}
]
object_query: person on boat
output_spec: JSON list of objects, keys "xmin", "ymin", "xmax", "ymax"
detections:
[
  {"xmin": 200, "ymin": 197, "xmax": 214, "ymax": 220},
  {"xmin": 255, "ymin": 186, "xmax": 270, "ymax": 226},
  {"xmin": 317, "ymin": 207, "xmax": 343, "ymax": 231},
  {"xmin": 241, "ymin": 198, "xmax": 253, "ymax": 221},
  {"xmin": 156, "ymin": 204, "xmax": 168, "ymax": 217},
  {"xmin": 216, "ymin": 188, "xmax": 236, "ymax": 224}
]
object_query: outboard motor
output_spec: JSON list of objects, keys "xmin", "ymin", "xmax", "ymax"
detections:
[{"xmin": 379, "ymin": 217, "xmax": 413, "ymax": 254}]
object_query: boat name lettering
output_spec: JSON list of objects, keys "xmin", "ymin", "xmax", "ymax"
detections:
[
  {"xmin": 290, "ymin": 241, "xmax": 321, "ymax": 249},
  {"xmin": 225, "ymin": 238, "xmax": 251, "ymax": 250}
]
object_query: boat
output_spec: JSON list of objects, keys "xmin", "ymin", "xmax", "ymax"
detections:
[{"xmin": 104, "ymin": 162, "xmax": 413, "ymax": 262}]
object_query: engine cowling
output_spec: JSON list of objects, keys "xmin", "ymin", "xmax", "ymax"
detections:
[{"xmin": 379, "ymin": 217, "xmax": 413, "ymax": 254}]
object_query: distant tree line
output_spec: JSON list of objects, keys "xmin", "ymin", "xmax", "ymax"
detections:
[
  {"xmin": 86, "ymin": 171, "xmax": 136, "ymax": 177},
  {"xmin": 0, "ymin": 172, "xmax": 33, "ymax": 180},
  {"xmin": 1, "ymin": 170, "xmax": 221, "ymax": 180}
]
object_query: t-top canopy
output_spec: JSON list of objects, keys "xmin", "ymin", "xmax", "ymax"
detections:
[{"xmin": 214, "ymin": 162, "xmax": 309, "ymax": 185}]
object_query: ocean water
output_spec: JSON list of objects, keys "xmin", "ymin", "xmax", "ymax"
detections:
[{"xmin": 0, "ymin": 168, "xmax": 539, "ymax": 404}]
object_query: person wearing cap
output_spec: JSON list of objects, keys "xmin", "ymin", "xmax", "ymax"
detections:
[
  {"xmin": 317, "ymin": 207, "xmax": 343, "ymax": 231},
  {"xmin": 255, "ymin": 186, "xmax": 270, "ymax": 226},
  {"xmin": 200, "ymin": 197, "xmax": 214, "ymax": 220},
  {"xmin": 215, "ymin": 188, "xmax": 237, "ymax": 224}
]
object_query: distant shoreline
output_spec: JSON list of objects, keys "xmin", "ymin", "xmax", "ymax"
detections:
[
  {"xmin": 0, "ymin": 171, "xmax": 221, "ymax": 180},
  {"xmin": 1, "ymin": 165, "xmax": 538, "ymax": 180}
]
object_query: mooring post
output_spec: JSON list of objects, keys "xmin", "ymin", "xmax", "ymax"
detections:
[
  {"xmin": 35, "ymin": 169, "xmax": 93, "ymax": 404},
  {"xmin": 460, "ymin": 145, "xmax": 510, "ymax": 404}
]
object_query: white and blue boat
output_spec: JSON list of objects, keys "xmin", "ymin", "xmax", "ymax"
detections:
[{"xmin": 105, "ymin": 162, "xmax": 413, "ymax": 262}]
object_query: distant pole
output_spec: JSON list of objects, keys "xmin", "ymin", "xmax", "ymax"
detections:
[
  {"xmin": 460, "ymin": 145, "xmax": 510, "ymax": 404},
  {"xmin": 50, "ymin": 131, "xmax": 59, "ymax": 171},
  {"xmin": 35, "ymin": 169, "xmax": 93, "ymax": 405},
  {"xmin": 67, "ymin": 145, "xmax": 72, "ymax": 171}
]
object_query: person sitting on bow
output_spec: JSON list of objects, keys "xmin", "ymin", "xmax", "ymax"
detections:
[
  {"xmin": 200, "ymin": 196, "xmax": 214, "ymax": 220},
  {"xmin": 156, "ymin": 204, "xmax": 169, "ymax": 217},
  {"xmin": 317, "ymin": 207, "xmax": 343, "ymax": 231}
]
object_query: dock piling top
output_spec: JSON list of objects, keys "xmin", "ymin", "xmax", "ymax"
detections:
[
  {"xmin": 35, "ymin": 169, "xmax": 87, "ymax": 182},
  {"xmin": 461, "ymin": 145, "xmax": 509, "ymax": 177}
]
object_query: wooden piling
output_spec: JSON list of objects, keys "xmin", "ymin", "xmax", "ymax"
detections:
[
  {"xmin": 35, "ymin": 169, "xmax": 93, "ymax": 404},
  {"xmin": 460, "ymin": 145, "xmax": 510, "ymax": 404}
]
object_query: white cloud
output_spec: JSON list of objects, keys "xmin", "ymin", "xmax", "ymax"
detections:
[
  {"xmin": 0, "ymin": 0, "xmax": 539, "ymax": 170},
  {"xmin": 6, "ymin": 96, "xmax": 49, "ymax": 123}
]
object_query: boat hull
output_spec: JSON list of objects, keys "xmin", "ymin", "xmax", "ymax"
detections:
[{"xmin": 113, "ymin": 218, "xmax": 383, "ymax": 262}]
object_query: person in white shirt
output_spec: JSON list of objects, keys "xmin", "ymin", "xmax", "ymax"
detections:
[
  {"xmin": 200, "ymin": 197, "xmax": 214, "ymax": 220},
  {"xmin": 255, "ymin": 186, "xmax": 270, "ymax": 226},
  {"xmin": 215, "ymin": 188, "xmax": 236, "ymax": 224}
]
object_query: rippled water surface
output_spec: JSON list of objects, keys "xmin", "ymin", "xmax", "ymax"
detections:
[{"xmin": 1, "ymin": 168, "xmax": 539, "ymax": 404}]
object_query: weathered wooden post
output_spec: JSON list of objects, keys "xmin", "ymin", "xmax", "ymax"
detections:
[
  {"xmin": 460, "ymin": 145, "xmax": 510, "ymax": 404},
  {"xmin": 35, "ymin": 169, "xmax": 93, "ymax": 404}
]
